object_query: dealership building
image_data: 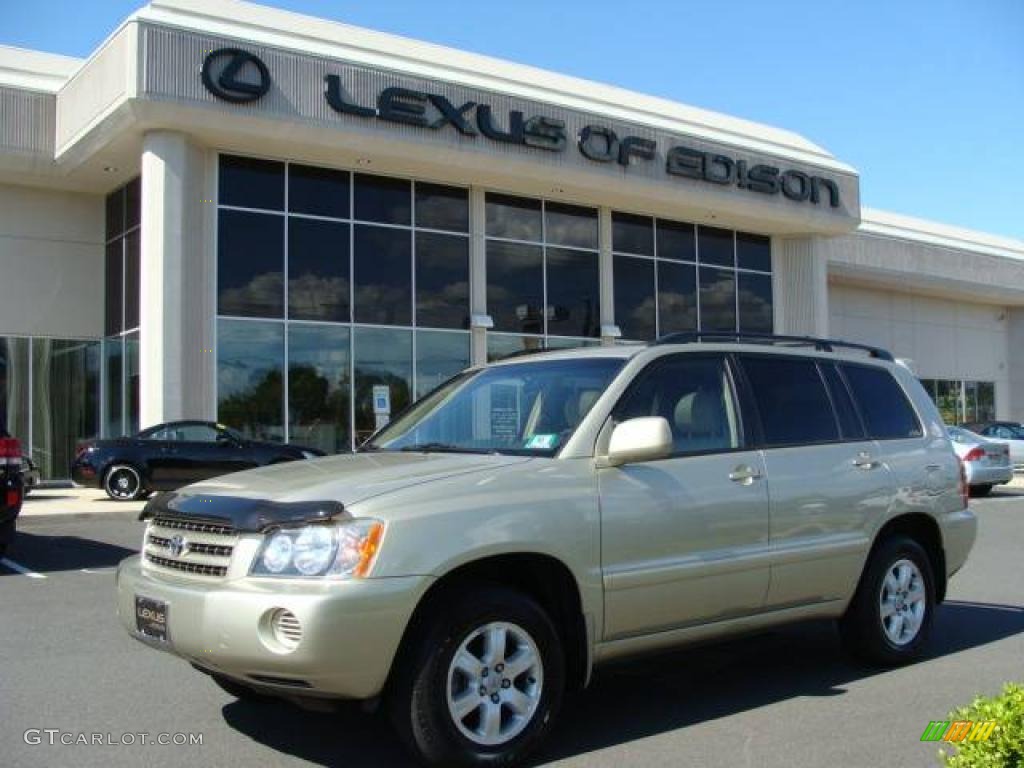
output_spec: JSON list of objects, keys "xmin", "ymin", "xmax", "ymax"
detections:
[{"xmin": 1, "ymin": 0, "xmax": 1022, "ymax": 480}]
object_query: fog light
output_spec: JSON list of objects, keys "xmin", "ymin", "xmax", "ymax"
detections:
[{"xmin": 270, "ymin": 609, "xmax": 303, "ymax": 651}]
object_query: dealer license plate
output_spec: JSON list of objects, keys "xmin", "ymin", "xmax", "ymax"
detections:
[{"xmin": 135, "ymin": 595, "xmax": 169, "ymax": 642}]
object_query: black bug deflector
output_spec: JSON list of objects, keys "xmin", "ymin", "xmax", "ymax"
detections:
[{"xmin": 139, "ymin": 492, "xmax": 348, "ymax": 532}]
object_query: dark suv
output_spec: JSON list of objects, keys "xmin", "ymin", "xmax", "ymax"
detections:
[{"xmin": 0, "ymin": 432, "xmax": 24, "ymax": 556}]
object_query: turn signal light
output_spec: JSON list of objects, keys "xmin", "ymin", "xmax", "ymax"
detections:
[{"xmin": 353, "ymin": 521, "xmax": 385, "ymax": 578}]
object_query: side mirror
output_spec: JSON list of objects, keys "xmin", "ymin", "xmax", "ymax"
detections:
[{"xmin": 603, "ymin": 417, "xmax": 673, "ymax": 467}]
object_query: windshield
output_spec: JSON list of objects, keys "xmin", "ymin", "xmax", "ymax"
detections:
[{"xmin": 365, "ymin": 357, "xmax": 626, "ymax": 456}]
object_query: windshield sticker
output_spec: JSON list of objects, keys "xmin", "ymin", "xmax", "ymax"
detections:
[
  {"xmin": 525, "ymin": 434, "xmax": 559, "ymax": 450},
  {"xmin": 490, "ymin": 384, "xmax": 521, "ymax": 443}
]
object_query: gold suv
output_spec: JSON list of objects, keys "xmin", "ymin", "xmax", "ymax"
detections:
[{"xmin": 116, "ymin": 335, "xmax": 977, "ymax": 766}]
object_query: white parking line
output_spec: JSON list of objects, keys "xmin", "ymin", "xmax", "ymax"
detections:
[{"xmin": 0, "ymin": 558, "xmax": 46, "ymax": 579}]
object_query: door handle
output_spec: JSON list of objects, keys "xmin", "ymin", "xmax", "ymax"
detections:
[
  {"xmin": 852, "ymin": 452, "xmax": 878, "ymax": 470},
  {"xmin": 729, "ymin": 465, "xmax": 763, "ymax": 484}
]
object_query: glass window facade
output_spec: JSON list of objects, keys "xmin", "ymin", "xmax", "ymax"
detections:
[
  {"xmin": 216, "ymin": 155, "xmax": 470, "ymax": 450},
  {"xmin": 1, "ymin": 336, "xmax": 100, "ymax": 481},
  {"xmin": 485, "ymin": 193, "xmax": 600, "ymax": 356},
  {"xmin": 612, "ymin": 213, "xmax": 772, "ymax": 340},
  {"xmin": 103, "ymin": 178, "xmax": 142, "ymax": 439},
  {"xmin": 919, "ymin": 378, "xmax": 997, "ymax": 425},
  {"xmin": 214, "ymin": 156, "xmax": 780, "ymax": 447}
]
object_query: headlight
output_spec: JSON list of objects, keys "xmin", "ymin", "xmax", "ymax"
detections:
[
  {"xmin": 250, "ymin": 519, "xmax": 385, "ymax": 579},
  {"xmin": 301, "ymin": 450, "xmax": 319, "ymax": 460}
]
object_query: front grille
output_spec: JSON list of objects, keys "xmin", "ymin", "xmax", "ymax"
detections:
[
  {"xmin": 147, "ymin": 534, "xmax": 233, "ymax": 558},
  {"xmin": 151, "ymin": 516, "xmax": 235, "ymax": 536},
  {"xmin": 146, "ymin": 553, "xmax": 229, "ymax": 578},
  {"xmin": 143, "ymin": 516, "xmax": 239, "ymax": 580}
]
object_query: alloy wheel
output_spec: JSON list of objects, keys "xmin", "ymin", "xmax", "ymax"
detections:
[
  {"xmin": 444, "ymin": 621, "xmax": 544, "ymax": 747},
  {"xmin": 105, "ymin": 466, "xmax": 140, "ymax": 500},
  {"xmin": 878, "ymin": 558, "xmax": 926, "ymax": 646}
]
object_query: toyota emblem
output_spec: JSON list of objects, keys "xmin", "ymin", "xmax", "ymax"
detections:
[{"xmin": 168, "ymin": 534, "xmax": 189, "ymax": 558}]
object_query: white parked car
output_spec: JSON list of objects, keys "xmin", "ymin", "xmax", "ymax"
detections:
[
  {"xmin": 947, "ymin": 426, "xmax": 1013, "ymax": 496},
  {"xmin": 962, "ymin": 422, "xmax": 1024, "ymax": 471}
]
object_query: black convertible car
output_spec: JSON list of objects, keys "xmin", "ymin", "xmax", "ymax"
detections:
[{"xmin": 71, "ymin": 421, "xmax": 324, "ymax": 500}]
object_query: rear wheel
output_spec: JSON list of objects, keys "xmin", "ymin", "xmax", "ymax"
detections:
[
  {"xmin": 840, "ymin": 535, "xmax": 935, "ymax": 665},
  {"xmin": 969, "ymin": 484, "xmax": 993, "ymax": 497},
  {"xmin": 103, "ymin": 465, "xmax": 145, "ymax": 501},
  {"xmin": 389, "ymin": 586, "xmax": 565, "ymax": 767}
]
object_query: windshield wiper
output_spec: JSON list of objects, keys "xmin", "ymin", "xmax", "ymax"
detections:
[{"xmin": 398, "ymin": 442, "xmax": 495, "ymax": 454}]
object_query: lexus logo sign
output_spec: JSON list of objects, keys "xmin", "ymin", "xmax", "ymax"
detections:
[{"xmin": 201, "ymin": 48, "xmax": 270, "ymax": 103}]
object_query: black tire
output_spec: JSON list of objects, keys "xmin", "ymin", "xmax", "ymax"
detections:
[
  {"xmin": 389, "ymin": 585, "xmax": 565, "ymax": 767},
  {"xmin": 969, "ymin": 484, "xmax": 993, "ymax": 497},
  {"xmin": 211, "ymin": 673, "xmax": 271, "ymax": 702},
  {"xmin": 103, "ymin": 464, "xmax": 146, "ymax": 501},
  {"xmin": 840, "ymin": 535, "xmax": 936, "ymax": 665}
]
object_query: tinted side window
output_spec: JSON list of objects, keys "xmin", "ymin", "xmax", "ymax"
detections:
[
  {"xmin": 841, "ymin": 365, "xmax": 922, "ymax": 439},
  {"xmin": 740, "ymin": 356, "xmax": 839, "ymax": 446},
  {"xmin": 822, "ymin": 363, "xmax": 866, "ymax": 440},
  {"xmin": 613, "ymin": 355, "xmax": 740, "ymax": 456},
  {"xmin": 177, "ymin": 424, "xmax": 219, "ymax": 442}
]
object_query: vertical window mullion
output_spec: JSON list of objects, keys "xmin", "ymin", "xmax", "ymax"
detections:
[
  {"xmin": 410, "ymin": 180, "xmax": 417, "ymax": 398},
  {"xmin": 733, "ymin": 231, "xmax": 740, "ymax": 332},
  {"xmin": 541, "ymin": 202, "xmax": 548, "ymax": 341},
  {"xmin": 652, "ymin": 219, "xmax": 660, "ymax": 339},
  {"xmin": 694, "ymin": 225, "xmax": 702, "ymax": 331},
  {"xmin": 349, "ymin": 170, "xmax": 356, "ymax": 452},
  {"xmin": 283, "ymin": 162, "xmax": 290, "ymax": 444}
]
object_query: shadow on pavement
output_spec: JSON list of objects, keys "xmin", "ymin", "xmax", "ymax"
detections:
[
  {"xmin": 986, "ymin": 487, "xmax": 1024, "ymax": 498},
  {"xmin": 0, "ymin": 530, "xmax": 136, "ymax": 573},
  {"xmin": 221, "ymin": 600, "xmax": 1024, "ymax": 767}
]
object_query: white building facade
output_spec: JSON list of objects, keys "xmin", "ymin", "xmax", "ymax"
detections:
[{"xmin": 1, "ymin": 0, "xmax": 1022, "ymax": 479}]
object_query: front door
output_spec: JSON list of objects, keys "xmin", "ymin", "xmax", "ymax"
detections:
[{"xmin": 599, "ymin": 354, "xmax": 770, "ymax": 641}]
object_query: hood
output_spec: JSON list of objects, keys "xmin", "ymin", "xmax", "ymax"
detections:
[{"xmin": 179, "ymin": 451, "xmax": 533, "ymax": 508}]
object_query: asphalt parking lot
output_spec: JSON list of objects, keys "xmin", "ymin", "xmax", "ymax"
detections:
[{"xmin": 1, "ymin": 489, "xmax": 1022, "ymax": 768}]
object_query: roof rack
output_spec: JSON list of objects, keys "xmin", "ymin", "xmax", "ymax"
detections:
[{"xmin": 650, "ymin": 331, "xmax": 894, "ymax": 361}]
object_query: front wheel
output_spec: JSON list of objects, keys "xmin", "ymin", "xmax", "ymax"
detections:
[
  {"xmin": 103, "ymin": 465, "xmax": 145, "ymax": 501},
  {"xmin": 389, "ymin": 586, "xmax": 565, "ymax": 767},
  {"xmin": 840, "ymin": 535, "xmax": 935, "ymax": 665}
]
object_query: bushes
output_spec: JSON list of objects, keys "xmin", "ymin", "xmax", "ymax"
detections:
[{"xmin": 939, "ymin": 683, "xmax": 1024, "ymax": 768}]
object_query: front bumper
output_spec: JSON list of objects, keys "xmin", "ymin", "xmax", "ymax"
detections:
[
  {"xmin": 115, "ymin": 555, "xmax": 432, "ymax": 700},
  {"xmin": 964, "ymin": 462, "xmax": 1013, "ymax": 487}
]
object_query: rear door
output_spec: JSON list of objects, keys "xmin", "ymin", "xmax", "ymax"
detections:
[
  {"xmin": 599, "ymin": 353, "xmax": 771, "ymax": 639},
  {"xmin": 735, "ymin": 354, "xmax": 895, "ymax": 609}
]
